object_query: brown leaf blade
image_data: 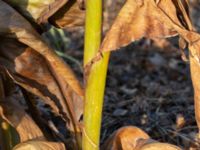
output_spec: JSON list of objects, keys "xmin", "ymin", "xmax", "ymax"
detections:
[
  {"xmin": 139, "ymin": 143, "xmax": 181, "ymax": 150},
  {"xmin": 49, "ymin": 0, "xmax": 85, "ymax": 28},
  {"xmin": 4, "ymin": 0, "xmax": 84, "ymax": 28},
  {"xmin": 102, "ymin": 126, "xmax": 181, "ymax": 150},
  {"xmin": 0, "ymin": 74, "xmax": 45, "ymax": 142},
  {"xmin": 0, "ymin": 0, "xmax": 84, "ymax": 141},
  {"xmin": 13, "ymin": 141, "xmax": 66, "ymax": 150},
  {"xmin": 100, "ymin": 0, "xmax": 180, "ymax": 52},
  {"xmin": 101, "ymin": 126, "xmax": 150, "ymax": 150}
]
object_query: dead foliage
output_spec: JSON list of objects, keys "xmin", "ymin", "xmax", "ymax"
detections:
[
  {"xmin": 102, "ymin": 126, "xmax": 181, "ymax": 150},
  {"xmin": 1, "ymin": 0, "xmax": 200, "ymax": 149},
  {"xmin": 0, "ymin": 0, "xmax": 84, "ymax": 149}
]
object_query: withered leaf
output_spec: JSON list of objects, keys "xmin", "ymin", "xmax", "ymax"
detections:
[
  {"xmin": 4, "ymin": 0, "xmax": 84, "ymax": 28},
  {"xmin": 0, "ymin": 0, "xmax": 83, "ymax": 138},
  {"xmin": 0, "ymin": 75, "xmax": 45, "ymax": 142},
  {"xmin": 4, "ymin": 0, "xmax": 55, "ymax": 24},
  {"xmin": 0, "ymin": 38, "xmax": 83, "ymax": 133},
  {"xmin": 101, "ymin": 126, "xmax": 150, "ymax": 150},
  {"xmin": 13, "ymin": 141, "xmax": 66, "ymax": 150},
  {"xmin": 102, "ymin": 126, "xmax": 181, "ymax": 150},
  {"xmin": 100, "ymin": 0, "xmax": 180, "ymax": 52},
  {"xmin": 0, "ymin": 0, "xmax": 83, "ymax": 96},
  {"xmin": 139, "ymin": 142, "xmax": 181, "ymax": 150},
  {"xmin": 0, "ymin": 39, "xmax": 61, "ymax": 116},
  {"xmin": 49, "ymin": 0, "xmax": 85, "ymax": 28},
  {"xmin": 0, "ymin": 97, "xmax": 45, "ymax": 142}
]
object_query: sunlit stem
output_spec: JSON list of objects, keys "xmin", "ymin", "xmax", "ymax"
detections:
[{"xmin": 83, "ymin": 0, "xmax": 110, "ymax": 149}]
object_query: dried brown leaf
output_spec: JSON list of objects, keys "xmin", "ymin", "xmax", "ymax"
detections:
[
  {"xmin": 4, "ymin": 0, "xmax": 55, "ymax": 24},
  {"xmin": 49, "ymin": 0, "xmax": 85, "ymax": 28},
  {"xmin": 13, "ymin": 141, "xmax": 66, "ymax": 150},
  {"xmin": 100, "ymin": 0, "xmax": 180, "ymax": 52},
  {"xmin": 0, "ymin": 98, "xmax": 45, "ymax": 142},
  {"xmin": 102, "ymin": 126, "xmax": 182, "ymax": 150},
  {"xmin": 0, "ymin": 0, "xmax": 83, "ymax": 96},
  {"xmin": 0, "ymin": 0, "xmax": 83, "ymax": 137},
  {"xmin": 139, "ymin": 142, "xmax": 182, "ymax": 150},
  {"xmin": 0, "ymin": 75, "xmax": 45, "ymax": 142},
  {"xmin": 4, "ymin": 0, "xmax": 84, "ymax": 28},
  {"xmin": 101, "ymin": 126, "xmax": 150, "ymax": 150}
]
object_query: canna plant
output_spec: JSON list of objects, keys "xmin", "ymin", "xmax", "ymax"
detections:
[{"xmin": 0, "ymin": 0, "xmax": 200, "ymax": 150}]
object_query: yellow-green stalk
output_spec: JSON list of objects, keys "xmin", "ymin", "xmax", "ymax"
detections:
[
  {"xmin": 83, "ymin": 0, "xmax": 110, "ymax": 149},
  {"xmin": 0, "ymin": 118, "xmax": 19, "ymax": 150}
]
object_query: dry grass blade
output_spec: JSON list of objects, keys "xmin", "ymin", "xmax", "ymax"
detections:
[{"xmin": 13, "ymin": 141, "xmax": 66, "ymax": 150}]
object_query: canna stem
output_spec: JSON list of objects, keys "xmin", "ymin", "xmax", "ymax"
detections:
[{"xmin": 83, "ymin": 0, "xmax": 110, "ymax": 149}]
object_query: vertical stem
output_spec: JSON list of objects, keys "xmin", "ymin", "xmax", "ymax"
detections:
[
  {"xmin": 83, "ymin": 0, "xmax": 110, "ymax": 150},
  {"xmin": 0, "ymin": 118, "xmax": 19, "ymax": 150}
]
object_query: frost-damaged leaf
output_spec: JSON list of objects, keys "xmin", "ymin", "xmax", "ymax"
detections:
[
  {"xmin": 0, "ymin": 38, "xmax": 83, "ymax": 127},
  {"xmin": 0, "ymin": 75, "xmax": 45, "ymax": 142},
  {"xmin": 0, "ymin": 0, "xmax": 83, "ymax": 140},
  {"xmin": 0, "ymin": 71, "xmax": 67, "ymax": 150},
  {"xmin": 84, "ymin": 0, "xmax": 186, "ymax": 76},
  {"xmin": 13, "ymin": 141, "xmax": 66, "ymax": 150},
  {"xmin": 102, "ymin": 126, "xmax": 181, "ymax": 150},
  {"xmin": 4, "ymin": 0, "xmax": 55, "ymax": 24},
  {"xmin": 101, "ymin": 126, "xmax": 150, "ymax": 150},
  {"xmin": 4, "ymin": 0, "xmax": 84, "ymax": 28},
  {"xmin": 0, "ymin": 0, "xmax": 83, "ymax": 96},
  {"xmin": 49, "ymin": 0, "xmax": 85, "ymax": 28},
  {"xmin": 100, "ymin": 0, "xmax": 180, "ymax": 52},
  {"xmin": 0, "ymin": 97, "xmax": 45, "ymax": 142},
  {"xmin": 139, "ymin": 143, "xmax": 181, "ymax": 150}
]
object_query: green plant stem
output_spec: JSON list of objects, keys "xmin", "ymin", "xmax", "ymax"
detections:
[
  {"xmin": 0, "ymin": 119, "xmax": 19, "ymax": 150},
  {"xmin": 83, "ymin": 0, "xmax": 110, "ymax": 149}
]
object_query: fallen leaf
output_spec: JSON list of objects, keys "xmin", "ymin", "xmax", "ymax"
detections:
[
  {"xmin": 13, "ymin": 141, "xmax": 66, "ymax": 150},
  {"xmin": 139, "ymin": 142, "xmax": 181, "ymax": 150},
  {"xmin": 102, "ymin": 126, "xmax": 181, "ymax": 150},
  {"xmin": 101, "ymin": 126, "xmax": 150, "ymax": 150}
]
